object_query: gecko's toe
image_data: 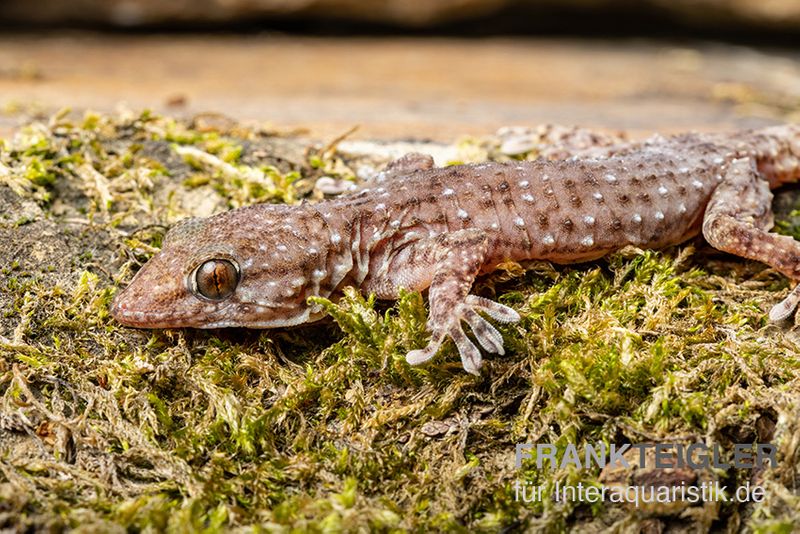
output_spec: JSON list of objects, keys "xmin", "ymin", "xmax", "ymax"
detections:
[
  {"xmin": 406, "ymin": 346, "xmax": 436, "ymax": 366},
  {"xmin": 406, "ymin": 325, "xmax": 483, "ymax": 375},
  {"xmin": 463, "ymin": 308, "xmax": 505, "ymax": 354},
  {"xmin": 449, "ymin": 324, "xmax": 483, "ymax": 375},
  {"xmin": 466, "ymin": 295, "xmax": 520, "ymax": 323},
  {"xmin": 406, "ymin": 332, "xmax": 445, "ymax": 366},
  {"xmin": 770, "ymin": 284, "xmax": 800, "ymax": 322}
]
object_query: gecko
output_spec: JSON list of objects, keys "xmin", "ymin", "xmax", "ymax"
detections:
[{"xmin": 111, "ymin": 125, "xmax": 800, "ymax": 375}]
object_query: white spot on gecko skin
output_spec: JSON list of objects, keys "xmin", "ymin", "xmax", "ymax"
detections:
[
  {"xmin": 604, "ymin": 174, "xmax": 617, "ymax": 183},
  {"xmin": 680, "ymin": 167, "xmax": 690, "ymax": 173},
  {"xmin": 581, "ymin": 236, "xmax": 594, "ymax": 247},
  {"xmin": 307, "ymin": 247, "xmax": 318, "ymax": 254},
  {"xmin": 377, "ymin": 187, "xmax": 386, "ymax": 193},
  {"xmin": 443, "ymin": 188, "xmax": 455, "ymax": 196},
  {"xmin": 522, "ymin": 193, "xmax": 535, "ymax": 202},
  {"xmin": 692, "ymin": 180, "xmax": 703, "ymax": 190},
  {"xmin": 458, "ymin": 209, "xmax": 469, "ymax": 219},
  {"xmin": 268, "ymin": 281, "xmax": 277, "ymax": 287},
  {"xmin": 390, "ymin": 220, "xmax": 401, "ymax": 228},
  {"xmin": 514, "ymin": 217, "xmax": 525, "ymax": 227},
  {"xmin": 716, "ymin": 174, "xmax": 723, "ymax": 182},
  {"xmin": 291, "ymin": 277, "xmax": 305, "ymax": 288},
  {"xmin": 542, "ymin": 234, "xmax": 555, "ymax": 245},
  {"xmin": 713, "ymin": 157, "xmax": 724, "ymax": 164},
  {"xmin": 381, "ymin": 192, "xmax": 390, "ymax": 197},
  {"xmin": 658, "ymin": 185, "xmax": 668, "ymax": 195},
  {"xmin": 331, "ymin": 233, "xmax": 341, "ymax": 245},
  {"xmin": 583, "ymin": 215, "xmax": 595, "ymax": 225},
  {"xmin": 312, "ymin": 269, "xmax": 326, "ymax": 280},
  {"xmin": 375, "ymin": 203, "xmax": 386, "ymax": 210},
  {"xmin": 655, "ymin": 211, "xmax": 665, "ymax": 221},
  {"xmin": 322, "ymin": 212, "xmax": 331, "ymax": 218},
  {"xmin": 545, "ymin": 188, "xmax": 554, "ymax": 195},
  {"xmin": 632, "ymin": 213, "xmax": 642, "ymax": 224},
  {"xmin": 593, "ymin": 192, "xmax": 604, "ymax": 201},
  {"xmin": 542, "ymin": 174, "xmax": 550, "ymax": 182},
  {"xmin": 282, "ymin": 288, "xmax": 296, "ymax": 297},
  {"xmin": 258, "ymin": 244, "xmax": 267, "ymax": 251},
  {"xmin": 519, "ymin": 180, "xmax": 530, "ymax": 188},
  {"xmin": 277, "ymin": 244, "xmax": 288, "ymax": 252},
  {"xmin": 679, "ymin": 203, "xmax": 687, "ymax": 214},
  {"xmin": 242, "ymin": 259, "xmax": 253, "ymax": 268},
  {"xmin": 490, "ymin": 222, "xmax": 499, "ymax": 230}
]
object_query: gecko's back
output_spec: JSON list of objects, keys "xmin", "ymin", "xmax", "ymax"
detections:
[{"xmin": 332, "ymin": 138, "xmax": 723, "ymax": 272}]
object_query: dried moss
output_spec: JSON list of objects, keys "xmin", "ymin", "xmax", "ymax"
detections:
[{"xmin": 1, "ymin": 109, "xmax": 800, "ymax": 532}]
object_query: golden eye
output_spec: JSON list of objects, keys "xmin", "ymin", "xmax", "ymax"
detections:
[{"xmin": 193, "ymin": 259, "xmax": 239, "ymax": 300}]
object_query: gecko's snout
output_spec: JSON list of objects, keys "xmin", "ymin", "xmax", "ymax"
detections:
[
  {"xmin": 109, "ymin": 287, "xmax": 147, "ymax": 327},
  {"xmin": 110, "ymin": 291, "xmax": 141, "ymax": 326},
  {"xmin": 110, "ymin": 282, "xmax": 174, "ymax": 328},
  {"xmin": 109, "ymin": 252, "xmax": 202, "ymax": 329}
]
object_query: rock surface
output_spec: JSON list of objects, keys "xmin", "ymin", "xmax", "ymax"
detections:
[{"xmin": 1, "ymin": 35, "xmax": 799, "ymax": 142}]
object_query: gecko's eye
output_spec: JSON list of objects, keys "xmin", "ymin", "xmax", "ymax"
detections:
[{"xmin": 192, "ymin": 259, "xmax": 240, "ymax": 300}]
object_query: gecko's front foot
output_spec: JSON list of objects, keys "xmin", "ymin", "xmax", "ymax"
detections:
[{"xmin": 406, "ymin": 295, "xmax": 520, "ymax": 375}]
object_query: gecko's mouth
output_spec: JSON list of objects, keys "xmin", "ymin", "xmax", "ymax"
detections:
[
  {"xmin": 110, "ymin": 290, "xmax": 314, "ymax": 329},
  {"xmin": 109, "ymin": 286, "xmax": 222, "ymax": 329},
  {"xmin": 110, "ymin": 295, "xmax": 187, "ymax": 328}
]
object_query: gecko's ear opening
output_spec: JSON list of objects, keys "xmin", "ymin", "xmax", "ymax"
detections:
[{"xmin": 190, "ymin": 258, "xmax": 241, "ymax": 301}]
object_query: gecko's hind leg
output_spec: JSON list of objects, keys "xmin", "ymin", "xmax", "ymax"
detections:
[
  {"xmin": 402, "ymin": 229, "xmax": 520, "ymax": 375},
  {"xmin": 702, "ymin": 157, "xmax": 800, "ymax": 321}
]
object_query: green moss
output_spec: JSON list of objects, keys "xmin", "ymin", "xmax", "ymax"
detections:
[{"xmin": 2, "ymin": 109, "xmax": 800, "ymax": 532}]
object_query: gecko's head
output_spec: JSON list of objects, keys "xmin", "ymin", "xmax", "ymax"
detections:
[{"xmin": 111, "ymin": 205, "xmax": 331, "ymax": 329}]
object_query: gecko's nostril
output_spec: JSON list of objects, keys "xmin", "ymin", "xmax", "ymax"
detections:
[{"xmin": 110, "ymin": 295, "xmax": 129, "ymax": 317}]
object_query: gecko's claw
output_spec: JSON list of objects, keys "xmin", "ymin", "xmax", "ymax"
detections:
[
  {"xmin": 406, "ymin": 297, "xmax": 520, "ymax": 374},
  {"xmin": 769, "ymin": 284, "xmax": 800, "ymax": 322},
  {"xmin": 466, "ymin": 295, "xmax": 521, "ymax": 323}
]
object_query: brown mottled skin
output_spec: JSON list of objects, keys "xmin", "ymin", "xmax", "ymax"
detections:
[{"xmin": 112, "ymin": 125, "xmax": 800, "ymax": 374}]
